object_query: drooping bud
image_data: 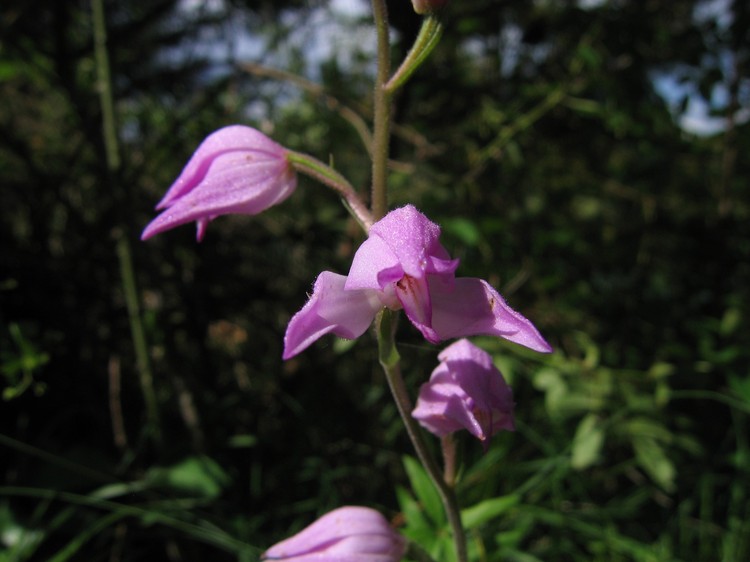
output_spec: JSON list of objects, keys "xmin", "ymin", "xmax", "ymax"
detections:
[{"xmin": 142, "ymin": 125, "xmax": 296, "ymax": 242}]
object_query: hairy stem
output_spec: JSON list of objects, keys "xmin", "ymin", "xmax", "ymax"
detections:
[
  {"xmin": 370, "ymin": 0, "xmax": 391, "ymax": 220},
  {"xmin": 287, "ymin": 151, "xmax": 373, "ymax": 232}
]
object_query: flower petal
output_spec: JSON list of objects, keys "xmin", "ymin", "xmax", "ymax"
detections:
[
  {"xmin": 157, "ymin": 125, "xmax": 289, "ymax": 209},
  {"xmin": 431, "ymin": 278, "xmax": 552, "ymax": 353},
  {"xmin": 345, "ymin": 236, "xmax": 402, "ymax": 291},
  {"xmin": 412, "ymin": 370, "xmax": 483, "ymax": 438},
  {"xmin": 142, "ymin": 155, "xmax": 295, "ymax": 240},
  {"xmin": 283, "ymin": 272, "xmax": 382, "ymax": 359},
  {"xmin": 438, "ymin": 340, "xmax": 515, "ymax": 434},
  {"xmin": 369, "ymin": 205, "xmax": 458, "ymax": 280}
]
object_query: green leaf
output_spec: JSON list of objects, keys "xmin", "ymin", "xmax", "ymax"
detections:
[
  {"xmin": 402, "ymin": 456, "xmax": 444, "ymax": 526},
  {"xmin": 0, "ymin": 502, "xmax": 45, "ymax": 560},
  {"xmin": 632, "ymin": 436, "xmax": 676, "ymax": 492},
  {"xmin": 461, "ymin": 494, "xmax": 519, "ymax": 529},
  {"xmin": 442, "ymin": 217, "xmax": 482, "ymax": 247},
  {"xmin": 625, "ymin": 417, "xmax": 674, "ymax": 443},
  {"xmin": 571, "ymin": 413, "xmax": 604, "ymax": 469},
  {"xmin": 145, "ymin": 455, "xmax": 231, "ymax": 499},
  {"xmin": 395, "ymin": 486, "xmax": 433, "ymax": 543}
]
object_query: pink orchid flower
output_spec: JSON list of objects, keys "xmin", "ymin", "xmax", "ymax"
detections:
[
  {"xmin": 283, "ymin": 205, "xmax": 551, "ymax": 359},
  {"xmin": 412, "ymin": 339, "xmax": 514, "ymax": 444},
  {"xmin": 142, "ymin": 125, "xmax": 296, "ymax": 241},
  {"xmin": 261, "ymin": 506, "xmax": 406, "ymax": 562}
]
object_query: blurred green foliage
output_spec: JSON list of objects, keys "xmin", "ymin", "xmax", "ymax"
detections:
[{"xmin": 1, "ymin": 0, "xmax": 749, "ymax": 560}]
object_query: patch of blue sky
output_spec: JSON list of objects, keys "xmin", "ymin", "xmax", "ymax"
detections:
[{"xmin": 651, "ymin": 0, "xmax": 748, "ymax": 135}]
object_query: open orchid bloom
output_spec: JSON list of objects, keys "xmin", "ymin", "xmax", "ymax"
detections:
[
  {"xmin": 142, "ymin": 125, "xmax": 296, "ymax": 241},
  {"xmin": 283, "ymin": 205, "xmax": 551, "ymax": 359},
  {"xmin": 261, "ymin": 506, "xmax": 406, "ymax": 562},
  {"xmin": 412, "ymin": 339, "xmax": 514, "ymax": 444}
]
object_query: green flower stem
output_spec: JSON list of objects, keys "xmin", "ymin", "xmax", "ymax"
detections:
[
  {"xmin": 441, "ymin": 434, "xmax": 457, "ymax": 486},
  {"xmin": 370, "ymin": 0, "xmax": 392, "ymax": 221},
  {"xmin": 287, "ymin": 151, "xmax": 373, "ymax": 232},
  {"xmin": 385, "ymin": 16, "xmax": 444, "ymax": 95},
  {"xmin": 376, "ymin": 310, "xmax": 468, "ymax": 562},
  {"xmin": 115, "ymin": 235, "xmax": 160, "ymax": 444}
]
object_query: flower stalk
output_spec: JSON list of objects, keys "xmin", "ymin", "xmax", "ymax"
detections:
[
  {"xmin": 287, "ymin": 151, "xmax": 373, "ymax": 231},
  {"xmin": 376, "ymin": 310, "xmax": 468, "ymax": 562},
  {"xmin": 369, "ymin": 4, "xmax": 468, "ymax": 559}
]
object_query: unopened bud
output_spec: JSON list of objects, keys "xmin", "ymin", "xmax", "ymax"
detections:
[{"xmin": 411, "ymin": 0, "xmax": 449, "ymax": 15}]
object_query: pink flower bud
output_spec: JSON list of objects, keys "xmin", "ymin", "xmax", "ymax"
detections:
[
  {"xmin": 142, "ymin": 125, "xmax": 296, "ymax": 241},
  {"xmin": 261, "ymin": 506, "xmax": 406, "ymax": 561},
  {"xmin": 412, "ymin": 339, "xmax": 515, "ymax": 444}
]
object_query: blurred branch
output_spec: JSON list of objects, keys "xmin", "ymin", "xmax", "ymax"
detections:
[
  {"xmin": 239, "ymin": 61, "xmax": 374, "ymax": 152},
  {"xmin": 92, "ymin": 0, "xmax": 160, "ymax": 445},
  {"xmin": 238, "ymin": 62, "xmax": 442, "ymax": 163},
  {"xmin": 463, "ymin": 88, "xmax": 566, "ymax": 184}
]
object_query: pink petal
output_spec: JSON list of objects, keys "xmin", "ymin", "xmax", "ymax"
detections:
[
  {"xmin": 283, "ymin": 273, "xmax": 382, "ymax": 360},
  {"xmin": 142, "ymin": 155, "xmax": 295, "ymax": 240},
  {"xmin": 369, "ymin": 205, "xmax": 458, "ymax": 280},
  {"xmin": 345, "ymin": 236, "xmax": 402, "ymax": 291},
  {"xmin": 431, "ymin": 278, "xmax": 552, "ymax": 353},
  {"xmin": 438, "ymin": 340, "xmax": 515, "ymax": 433},
  {"xmin": 157, "ymin": 125, "xmax": 288, "ymax": 209},
  {"xmin": 412, "ymin": 370, "xmax": 483, "ymax": 438},
  {"xmin": 261, "ymin": 507, "xmax": 403, "ymax": 560}
]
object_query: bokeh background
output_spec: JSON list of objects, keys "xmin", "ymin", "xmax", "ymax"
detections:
[{"xmin": 1, "ymin": 0, "xmax": 748, "ymax": 560}]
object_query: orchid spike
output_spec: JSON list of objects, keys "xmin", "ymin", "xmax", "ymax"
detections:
[{"xmin": 142, "ymin": 125, "xmax": 296, "ymax": 241}]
